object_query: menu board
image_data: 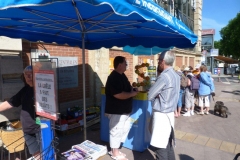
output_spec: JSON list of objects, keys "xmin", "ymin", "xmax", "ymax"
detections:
[{"xmin": 148, "ymin": 66, "xmax": 157, "ymax": 81}]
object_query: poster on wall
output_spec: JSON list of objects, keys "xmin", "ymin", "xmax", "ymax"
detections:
[
  {"xmin": 52, "ymin": 57, "xmax": 78, "ymax": 89},
  {"xmin": 109, "ymin": 58, "xmax": 114, "ymax": 74},
  {"xmin": 34, "ymin": 70, "xmax": 57, "ymax": 121}
]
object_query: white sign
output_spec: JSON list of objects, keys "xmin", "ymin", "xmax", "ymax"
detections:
[
  {"xmin": 31, "ymin": 49, "xmax": 50, "ymax": 60},
  {"xmin": 210, "ymin": 49, "xmax": 219, "ymax": 56},
  {"xmin": 34, "ymin": 70, "xmax": 57, "ymax": 121}
]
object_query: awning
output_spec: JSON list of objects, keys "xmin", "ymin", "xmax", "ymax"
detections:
[{"xmin": 214, "ymin": 55, "xmax": 239, "ymax": 64}]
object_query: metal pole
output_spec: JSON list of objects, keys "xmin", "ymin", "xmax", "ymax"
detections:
[
  {"xmin": 82, "ymin": 33, "xmax": 87, "ymax": 140},
  {"xmin": 72, "ymin": 0, "xmax": 87, "ymax": 141}
]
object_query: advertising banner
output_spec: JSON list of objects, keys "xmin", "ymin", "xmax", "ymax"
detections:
[{"xmin": 51, "ymin": 56, "xmax": 78, "ymax": 89}]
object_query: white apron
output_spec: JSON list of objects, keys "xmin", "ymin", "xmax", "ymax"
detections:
[{"xmin": 150, "ymin": 111, "xmax": 174, "ymax": 148}]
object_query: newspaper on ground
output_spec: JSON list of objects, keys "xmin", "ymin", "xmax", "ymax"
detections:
[
  {"xmin": 71, "ymin": 140, "xmax": 107, "ymax": 160},
  {"xmin": 61, "ymin": 148, "xmax": 91, "ymax": 160}
]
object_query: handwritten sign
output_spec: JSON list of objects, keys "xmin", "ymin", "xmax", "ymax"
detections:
[{"xmin": 34, "ymin": 70, "xmax": 57, "ymax": 120}]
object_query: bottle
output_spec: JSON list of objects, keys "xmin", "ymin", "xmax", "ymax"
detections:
[
  {"xmin": 36, "ymin": 117, "xmax": 41, "ymax": 125},
  {"xmin": 6, "ymin": 122, "xmax": 14, "ymax": 131}
]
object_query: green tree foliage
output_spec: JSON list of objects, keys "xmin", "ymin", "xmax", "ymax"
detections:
[
  {"xmin": 214, "ymin": 40, "xmax": 222, "ymax": 55},
  {"xmin": 219, "ymin": 13, "xmax": 240, "ymax": 59}
]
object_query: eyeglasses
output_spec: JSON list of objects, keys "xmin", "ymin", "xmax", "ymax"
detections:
[{"xmin": 24, "ymin": 73, "xmax": 33, "ymax": 78}]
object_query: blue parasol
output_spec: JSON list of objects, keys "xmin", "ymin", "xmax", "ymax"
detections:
[
  {"xmin": 0, "ymin": 0, "xmax": 198, "ymax": 140},
  {"xmin": 123, "ymin": 45, "xmax": 174, "ymax": 55}
]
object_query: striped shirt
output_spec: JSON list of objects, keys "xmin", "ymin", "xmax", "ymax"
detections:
[{"xmin": 148, "ymin": 67, "xmax": 180, "ymax": 113}]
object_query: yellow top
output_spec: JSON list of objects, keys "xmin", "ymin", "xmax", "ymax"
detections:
[{"xmin": 192, "ymin": 70, "xmax": 200, "ymax": 75}]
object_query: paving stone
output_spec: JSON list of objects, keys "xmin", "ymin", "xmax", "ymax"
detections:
[
  {"xmin": 181, "ymin": 133, "xmax": 197, "ymax": 142},
  {"xmin": 193, "ymin": 135, "xmax": 209, "ymax": 146},
  {"xmin": 235, "ymin": 145, "xmax": 240, "ymax": 154},
  {"xmin": 206, "ymin": 138, "xmax": 222, "ymax": 149},
  {"xmin": 220, "ymin": 141, "xmax": 236, "ymax": 153},
  {"xmin": 175, "ymin": 130, "xmax": 186, "ymax": 139}
]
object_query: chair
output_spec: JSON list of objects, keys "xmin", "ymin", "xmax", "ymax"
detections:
[{"xmin": 0, "ymin": 121, "xmax": 26, "ymax": 160}]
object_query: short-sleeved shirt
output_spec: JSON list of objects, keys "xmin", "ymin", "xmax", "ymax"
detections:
[
  {"xmin": 8, "ymin": 85, "xmax": 40, "ymax": 134},
  {"xmin": 105, "ymin": 70, "xmax": 132, "ymax": 114}
]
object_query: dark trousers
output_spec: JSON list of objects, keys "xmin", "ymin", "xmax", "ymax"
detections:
[{"xmin": 155, "ymin": 127, "xmax": 175, "ymax": 160}]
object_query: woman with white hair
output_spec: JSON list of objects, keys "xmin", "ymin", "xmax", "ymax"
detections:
[{"xmin": 197, "ymin": 65, "xmax": 215, "ymax": 115}]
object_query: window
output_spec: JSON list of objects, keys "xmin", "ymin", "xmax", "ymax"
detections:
[{"xmin": 202, "ymin": 36, "xmax": 213, "ymax": 47}]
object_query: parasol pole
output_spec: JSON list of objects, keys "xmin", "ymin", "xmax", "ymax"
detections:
[
  {"xmin": 72, "ymin": 0, "xmax": 87, "ymax": 140},
  {"xmin": 82, "ymin": 32, "xmax": 87, "ymax": 140}
]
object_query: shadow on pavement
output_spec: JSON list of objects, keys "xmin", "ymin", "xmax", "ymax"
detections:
[
  {"xmin": 178, "ymin": 154, "xmax": 194, "ymax": 160},
  {"xmin": 222, "ymin": 90, "xmax": 240, "ymax": 95},
  {"xmin": 208, "ymin": 110, "xmax": 222, "ymax": 118},
  {"xmin": 131, "ymin": 148, "xmax": 155, "ymax": 160}
]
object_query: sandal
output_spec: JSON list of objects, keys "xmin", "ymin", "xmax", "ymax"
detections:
[
  {"xmin": 111, "ymin": 155, "xmax": 128, "ymax": 160},
  {"xmin": 108, "ymin": 151, "xmax": 126, "ymax": 157}
]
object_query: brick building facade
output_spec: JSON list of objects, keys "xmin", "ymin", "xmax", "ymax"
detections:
[{"xmin": 0, "ymin": 39, "xmax": 201, "ymax": 116}]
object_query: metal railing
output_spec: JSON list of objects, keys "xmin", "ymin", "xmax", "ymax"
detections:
[
  {"xmin": 175, "ymin": 9, "xmax": 194, "ymax": 31},
  {"xmin": 152, "ymin": 0, "xmax": 194, "ymax": 32}
]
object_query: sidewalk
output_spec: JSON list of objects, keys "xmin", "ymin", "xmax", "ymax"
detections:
[{"xmin": 57, "ymin": 81, "xmax": 240, "ymax": 160}]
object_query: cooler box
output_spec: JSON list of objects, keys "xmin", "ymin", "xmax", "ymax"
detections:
[{"xmin": 40, "ymin": 118, "xmax": 55, "ymax": 160}]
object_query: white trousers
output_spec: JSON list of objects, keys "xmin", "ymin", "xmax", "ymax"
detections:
[
  {"xmin": 108, "ymin": 114, "xmax": 131, "ymax": 148},
  {"xmin": 199, "ymin": 95, "xmax": 210, "ymax": 107}
]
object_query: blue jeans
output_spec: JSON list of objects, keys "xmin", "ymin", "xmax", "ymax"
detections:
[{"xmin": 177, "ymin": 89, "xmax": 184, "ymax": 108}]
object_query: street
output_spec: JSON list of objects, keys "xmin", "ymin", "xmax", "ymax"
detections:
[{"xmin": 57, "ymin": 76, "xmax": 240, "ymax": 160}]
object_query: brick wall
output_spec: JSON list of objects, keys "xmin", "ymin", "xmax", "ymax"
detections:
[
  {"xmin": 22, "ymin": 41, "xmax": 89, "ymax": 103},
  {"xmin": 176, "ymin": 56, "xmax": 182, "ymax": 68},
  {"xmin": 109, "ymin": 49, "xmax": 134, "ymax": 83},
  {"xmin": 189, "ymin": 57, "xmax": 195, "ymax": 68}
]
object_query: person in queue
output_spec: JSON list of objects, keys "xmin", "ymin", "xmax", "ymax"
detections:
[
  {"xmin": 192, "ymin": 64, "xmax": 201, "ymax": 77},
  {"xmin": 182, "ymin": 67, "xmax": 196, "ymax": 116},
  {"xmin": 0, "ymin": 66, "xmax": 41, "ymax": 160},
  {"xmin": 148, "ymin": 50, "xmax": 180, "ymax": 160},
  {"xmin": 197, "ymin": 65, "xmax": 215, "ymax": 115},
  {"xmin": 105, "ymin": 56, "xmax": 138, "ymax": 160},
  {"xmin": 173, "ymin": 66, "xmax": 183, "ymax": 118}
]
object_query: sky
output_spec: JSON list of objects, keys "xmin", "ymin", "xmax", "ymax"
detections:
[{"xmin": 202, "ymin": 0, "xmax": 240, "ymax": 41}]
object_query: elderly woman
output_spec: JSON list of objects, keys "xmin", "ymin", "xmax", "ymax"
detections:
[{"xmin": 197, "ymin": 65, "xmax": 215, "ymax": 115}]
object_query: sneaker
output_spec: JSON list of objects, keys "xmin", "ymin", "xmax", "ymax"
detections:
[
  {"xmin": 182, "ymin": 112, "xmax": 190, "ymax": 117},
  {"xmin": 205, "ymin": 111, "xmax": 209, "ymax": 115},
  {"xmin": 197, "ymin": 112, "xmax": 204, "ymax": 115},
  {"xmin": 190, "ymin": 110, "xmax": 195, "ymax": 116}
]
